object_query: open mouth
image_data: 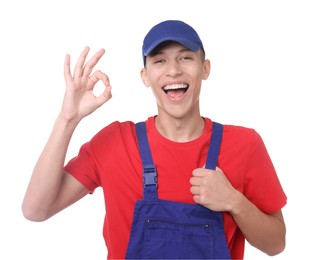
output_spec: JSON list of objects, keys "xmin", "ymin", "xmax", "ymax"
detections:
[{"xmin": 163, "ymin": 84, "xmax": 189, "ymax": 100}]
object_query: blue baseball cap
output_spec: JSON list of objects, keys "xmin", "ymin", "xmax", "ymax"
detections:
[{"xmin": 142, "ymin": 20, "xmax": 204, "ymax": 64}]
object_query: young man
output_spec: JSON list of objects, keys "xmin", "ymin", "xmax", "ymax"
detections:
[{"xmin": 22, "ymin": 20, "xmax": 287, "ymax": 259}]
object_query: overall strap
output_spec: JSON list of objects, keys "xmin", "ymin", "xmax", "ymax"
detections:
[
  {"xmin": 135, "ymin": 121, "xmax": 224, "ymax": 200},
  {"xmin": 205, "ymin": 122, "xmax": 223, "ymax": 170},
  {"xmin": 135, "ymin": 122, "xmax": 158, "ymax": 200}
]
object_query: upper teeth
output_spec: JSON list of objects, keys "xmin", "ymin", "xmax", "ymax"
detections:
[{"xmin": 163, "ymin": 84, "xmax": 188, "ymax": 90}]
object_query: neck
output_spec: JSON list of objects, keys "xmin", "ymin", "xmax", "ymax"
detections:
[{"xmin": 155, "ymin": 114, "xmax": 205, "ymax": 142}]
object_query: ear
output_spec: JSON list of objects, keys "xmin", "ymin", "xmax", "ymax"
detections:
[
  {"xmin": 140, "ymin": 68, "xmax": 150, "ymax": 87},
  {"xmin": 202, "ymin": 59, "xmax": 211, "ymax": 80}
]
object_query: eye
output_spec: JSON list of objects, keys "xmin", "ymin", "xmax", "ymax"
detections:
[
  {"xmin": 180, "ymin": 55, "xmax": 193, "ymax": 62},
  {"xmin": 154, "ymin": 58, "xmax": 165, "ymax": 64}
]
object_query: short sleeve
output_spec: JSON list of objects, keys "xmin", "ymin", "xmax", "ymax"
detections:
[
  {"xmin": 244, "ymin": 131, "xmax": 287, "ymax": 213},
  {"xmin": 64, "ymin": 142, "xmax": 99, "ymax": 194}
]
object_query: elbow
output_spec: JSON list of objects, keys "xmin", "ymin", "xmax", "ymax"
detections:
[
  {"xmin": 266, "ymin": 239, "xmax": 286, "ymax": 256},
  {"xmin": 21, "ymin": 201, "xmax": 49, "ymax": 222},
  {"xmin": 248, "ymin": 230, "xmax": 286, "ymax": 257},
  {"xmin": 259, "ymin": 230, "xmax": 286, "ymax": 257},
  {"xmin": 267, "ymin": 223, "xmax": 286, "ymax": 256}
]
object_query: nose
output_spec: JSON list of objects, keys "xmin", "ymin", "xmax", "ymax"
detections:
[{"xmin": 166, "ymin": 60, "xmax": 182, "ymax": 77}]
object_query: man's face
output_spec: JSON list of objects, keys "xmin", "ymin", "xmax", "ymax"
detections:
[{"xmin": 141, "ymin": 42, "xmax": 210, "ymax": 120}]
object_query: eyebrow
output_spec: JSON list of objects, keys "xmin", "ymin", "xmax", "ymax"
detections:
[{"xmin": 149, "ymin": 47, "xmax": 194, "ymax": 58}]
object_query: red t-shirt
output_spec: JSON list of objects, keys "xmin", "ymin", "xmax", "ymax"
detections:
[{"xmin": 64, "ymin": 116, "xmax": 287, "ymax": 259}]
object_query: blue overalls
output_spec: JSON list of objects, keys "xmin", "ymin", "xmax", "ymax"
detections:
[{"xmin": 125, "ymin": 122, "xmax": 231, "ymax": 259}]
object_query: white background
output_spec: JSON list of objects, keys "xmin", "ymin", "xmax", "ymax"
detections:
[{"xmin": 1, "ymin": 0, "xmax": 309, "ymax": 259}]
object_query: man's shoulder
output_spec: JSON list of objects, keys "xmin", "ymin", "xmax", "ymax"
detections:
[
  {"xmin": 217, "ymin": 121, "xmax": 259, "ymax": 145},
  {"xmin": 95, "ymin": 120, "xmax": 136, "ymax": 138},
  {"xmin": 208, "ymin": 118, "xmax": 257, "ymax": 137}
]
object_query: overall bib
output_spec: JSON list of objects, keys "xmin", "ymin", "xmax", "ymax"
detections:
[{"xmin": 125, "ymin": 122, "xmax": 231, "ymax": 259}]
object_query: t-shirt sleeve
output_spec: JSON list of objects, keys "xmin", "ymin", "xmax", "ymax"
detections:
[
  {"xmin": 244, "ymin": 131, "xmax": 287, "ymax": 213},
  {"xmin": 64, "ymin": 142, "xmax": 99, "ymax": 194}
]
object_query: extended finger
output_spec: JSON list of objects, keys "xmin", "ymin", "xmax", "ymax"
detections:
[
  {"xmin": 73, "ymin": 46, "xmax": 90, "ymax": 79},
  {"xmin": 64, "ymin": 54, "xmax": 72, "ymax": 82},
  {"xmin": 82, "ymin": 48, "xmax": 105, "ymax": 78}
]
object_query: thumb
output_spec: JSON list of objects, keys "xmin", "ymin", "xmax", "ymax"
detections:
[{"xmin": 96, "ymin": 85, "xmax": 112, "ymax": 107}]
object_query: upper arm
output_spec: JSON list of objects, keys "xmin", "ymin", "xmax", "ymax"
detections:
[{"xmin": 48, "ymin": 171, "xmax": 89, "ymax": 219}]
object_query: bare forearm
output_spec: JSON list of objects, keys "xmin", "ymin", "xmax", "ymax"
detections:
[
  {"xmin": 229, "ymin": 191, "xmax": 286, "ymax": 256},
  {"xmin": 22, "ymin": 47, "xmax": 112, "ymax": 221},
  {"xmin": 22, "ymin": 116, "xmax": 78, "ymax": 221}
]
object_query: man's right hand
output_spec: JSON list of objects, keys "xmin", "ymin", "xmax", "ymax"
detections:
[{"xmin": 61, "ymin": 46, "xmax": 112, "ymax": 123}]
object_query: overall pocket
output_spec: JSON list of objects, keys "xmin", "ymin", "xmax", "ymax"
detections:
[{"xmin": 143, "ymin": 219, "xmax": 214, "ymax": 259}]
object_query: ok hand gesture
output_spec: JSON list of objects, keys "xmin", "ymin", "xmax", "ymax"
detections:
[{"xmin": 61, "ymin": 47, "xmax": 112, "ymax": 123}]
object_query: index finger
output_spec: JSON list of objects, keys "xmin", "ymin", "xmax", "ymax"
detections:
[
  {"xmin": 73, "ymin": 46, "xmax": 91, "ymax": 78},
  {"xmin": 192, "ymin": 168, "xmax": 212, "ymax": 177},
  {"xmin": 88, "ymin": 70, "xmax": 110, "ymax": 87}
]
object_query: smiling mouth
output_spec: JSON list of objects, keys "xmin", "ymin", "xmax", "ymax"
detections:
[{"xmin": 163, "ymin": 84, "xmax": 189, "ymax": 100}]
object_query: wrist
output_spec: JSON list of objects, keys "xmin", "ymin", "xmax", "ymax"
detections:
[
  {"xmin": 227, "ymin": 189, "xmax": 245, "ymax": 216},
  {"xmin": 57, "ymin": 111, "xmax": 80, "ymax": 126},
  {"xmin": 55, "ymin": 114, "xmax": 80, "ymax": 133}
]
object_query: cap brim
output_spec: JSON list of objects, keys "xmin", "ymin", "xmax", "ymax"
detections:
[{"xmin": 143, "ymin": 36, "xmax": 201, "ymax": 56}]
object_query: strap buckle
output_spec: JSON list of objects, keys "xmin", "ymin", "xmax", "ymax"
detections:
[{"xmin": 143, "ymin": 165, "xmax": 157, "ymax": 188}]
